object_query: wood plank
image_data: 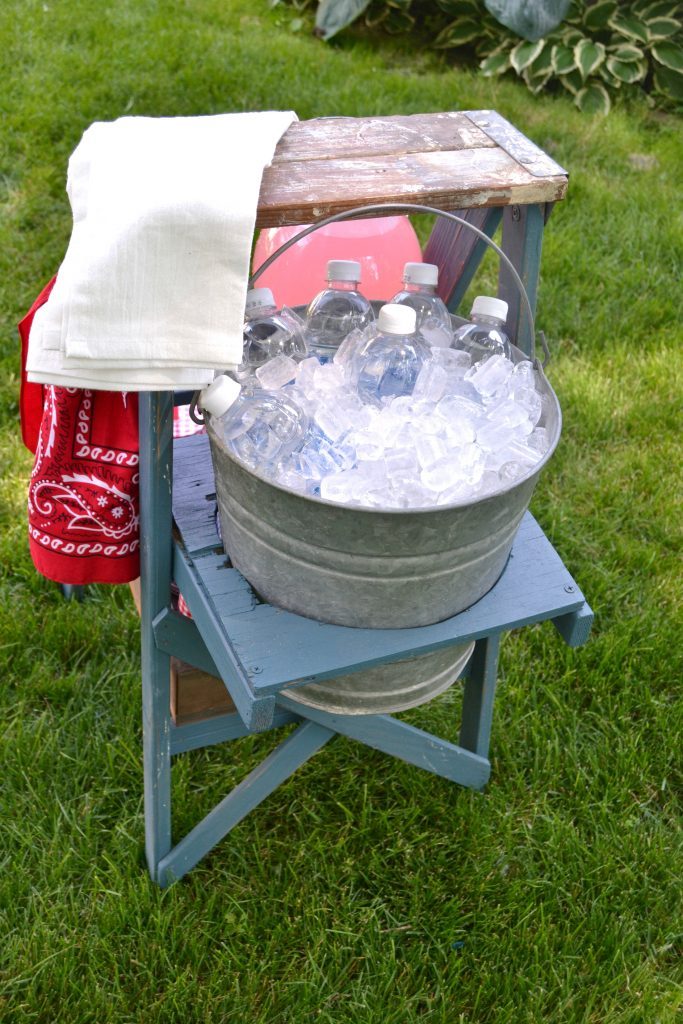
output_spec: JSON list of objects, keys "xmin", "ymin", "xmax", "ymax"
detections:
[
  {"xmin": 276, "ymin": 697, "xmax": 491, "ymax": 789},
  {"xmin": 465, "ymin": 111, "xmax": 567, "ymax": 179},
  {"xmin": 422, "ymin": 206, "xmax": 504, "ymax": 313},
  {"xmin": 170, "ymin": 707, "xmax": 300, "ymax": 757},
  {"xmin": 156, "ymin": 720, "xmax": 334, "ymax": 886},
  {"xmin": 256, "ymin": 147, "xmax": 567, "ymax": 228},
  {"xmin": 172, "ymin": 435, "xmax": 592, "ymax": 699},
  {"xmin": 189, "ymin": 515, "xmax": 588, "ymax": 695},
  {"xmin": 269, "ymin": 112, "xmax": 495, "ymax": 164},
  {"xmin": 171, "ymin": 548, "xmax": 276, "ymax": 733},
  {"xmin": 170, "ymin": 657, "xmax": 235, "ymax": 725},
  {"xmin": 172, "ymin": 434, "xmax": 220, "ymax": 557}
]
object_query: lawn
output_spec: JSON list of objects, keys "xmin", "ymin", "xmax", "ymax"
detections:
[{"xmin": 0, "ymin": 1, "xmax": 682, "ymax": 1021}]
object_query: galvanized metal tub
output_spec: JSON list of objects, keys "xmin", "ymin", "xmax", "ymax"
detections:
[
  {"xmin": 282, "ymin": 641, "xmax": 475, "ymax": 715},
  {"xmin": 205, "ymin": 342, "xmax": 560, "ymax": 629}
]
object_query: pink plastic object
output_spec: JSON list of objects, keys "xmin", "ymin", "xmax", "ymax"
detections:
[{"xmin": 251, "ymin": 216, "xmax": 423, "ymax": 306}]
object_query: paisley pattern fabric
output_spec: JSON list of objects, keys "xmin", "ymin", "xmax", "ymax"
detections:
[
  {"xmin": 19, "ymin": 279, "xmax": 203, "ymax": 586},
  {"xmin": 27, "ymin": 384, "xmax": 140, "ymax": 584}
]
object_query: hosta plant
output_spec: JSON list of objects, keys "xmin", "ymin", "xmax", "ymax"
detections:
[
  {"xmin": 278, "ymin": 0, "xmax": 683, "ymax": 113},
  {"xmin": 441, "ymin": 0, "xmax": 683, "ymax": 113}
]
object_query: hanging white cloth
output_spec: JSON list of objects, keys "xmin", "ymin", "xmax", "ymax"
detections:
[{"xmin": 27, "ymin": 111, "xmax": 297, "ymax": 390}]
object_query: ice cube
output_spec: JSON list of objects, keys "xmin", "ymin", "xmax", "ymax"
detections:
[
  {"xmin": 528, "ymin": 427, "xmax": 549, "ymax": 454},
  {"xmin": 313, "ymin": 403, "xmax": 354, "ymax": 443},
  {"xmin": 418, "ymin": 317, "xmax": 453, "ymax": 349},
  {"xmin": 511, "ymin": 360, "xmax": 536, "ymax": 388},
  {"xmin": 412, "ymin": 362, "xmax": 448, "ymax": 403},
  {"xmin": 437, "ymin": 394, "xmax": 485, "ymax": 431},
  {"xmin": 255, "ymin": 354, "xmax": 298, "ymax": 390},
  {"xmin": 498, "ymin": 461, "xmax": 526, "ymax": 485},
  {"xmin": 313, "ymin": 363, "xmax": 345, "ymax": 393},
  {"xmin": 385, "ymin": 448, "xmax": 418, "ymax": 478},
  {"xmin": 421, "ymin": 458, "xmax": 465, "ymax": 493},
  {"xmin": 476, "ymin": 420, "xmax": 512, "ymax": 453},
  {"xmin": 443, "ymin": 415, "xmax": 476, "ymax": 447},
  {"xmin": 465, "ymin": 354, "xmax": 514, "ymax": 397},
  {"xmin": 509, "ymin": 385, "xmax": 543, "ymax": 426},
  {"xmin": 433, "ymin": 347, "xmax": 471, "ymax": 373},
  {"xmin": 416, "ymin": 435, "xmax": 448, "ymax": 469},
  {"xmin": 478, "ymin": 469, "xmax": 504, "ymax": 497},
  {"xmin": 488, "ymin": 399, "xmax": 533, "ymax": 433},
  {"xmin": 320, "ymin": 470, "xmax": 358, "ymax": 503},
  {"xmin": 296, "ymin": 356, "xmax": 320, "ymax": 388},
  {"xmin": 436, "ymin": 479, "xmax": 472, "ymax": 505},
  {"xmin": 391, "ymin": 480, "xmax": 435, "ymax": 508}
]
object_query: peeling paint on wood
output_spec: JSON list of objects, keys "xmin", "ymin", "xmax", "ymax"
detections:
[{"xmin": 256, "ymin": 111, "xmax": 568, "ymax": 227}]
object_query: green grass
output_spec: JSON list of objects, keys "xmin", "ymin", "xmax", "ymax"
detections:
[{"xmin": 1, "ymin": 1, "xmax": 682, "ymax": 1021}]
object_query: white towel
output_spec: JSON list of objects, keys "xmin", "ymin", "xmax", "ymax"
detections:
[{"xmin": 27, "ymin": 111, "xmax": 297, "ymax": 390}]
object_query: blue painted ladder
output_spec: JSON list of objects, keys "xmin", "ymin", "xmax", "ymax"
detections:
[{"xmin": 137, "ymin": 110, "xmax": 590, "ymax": 886}]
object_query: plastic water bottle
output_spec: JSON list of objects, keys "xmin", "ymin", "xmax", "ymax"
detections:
[
  {"xmin": 304, "ymin": 260, "xmax": 375, "ymax": 360},
  {"xmin": 201, "ymin": 374, "xmax": 308, "ymax": 470},
  {"xmin": 390, "ymin": 262, "xmax": 453, "ymax": 348},
  {"xmin": 239, "ymin": 287, "xmax": 307, "ymax": 382},
  {"xmin": 451, "ymin": 296, "xmax": 512, "ymax": 361},
  {"xmin": 356, "ymin": 304, "xmax": 431, "ymax": 407}
]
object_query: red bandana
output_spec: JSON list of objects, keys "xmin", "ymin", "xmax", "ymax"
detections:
[{"xmin": 19, "ymin": 280, "xmax": 204, "ymax": 588}]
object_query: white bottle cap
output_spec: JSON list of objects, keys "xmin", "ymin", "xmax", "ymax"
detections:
[
  {"xmin": 245, "ymin": 287, "xmax": 275, "ymax": 314},
  {"xmin": 377, "ymin": 303, "xmax": 417, "ymax": 335},
  {"xmin": 327, "ymin": 259, "xmax": 361, "ymax": 282},
  {"xmin": 403, "ymin": 262, "xmax": 438, "ymax": 287},
  {"xmin": 471, "ymin": 295, "xmax": 508, "ymax": 322},
  {"xmin": 199, "ymin": 374, "xmax": 241, "ymax": 419}
]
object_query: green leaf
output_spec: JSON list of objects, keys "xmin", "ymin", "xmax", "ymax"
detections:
[
  {"xmin": 609, "ymin": 44, "xmax": 646, "ymax": 62},
  {"xmin": 559, "ymin": 68, "xmax": 584, "ymax": 93},
  {"xmin": 510, "ymin": 39, "xmax": 545, "ymax": 74},
  {"xmin": 480, "ymin": 49, "xmax": 512, "ymax": 76},
  {"xmin": 646, "ymin": 18, "xmax": 682, "ymax": 40},
  {"xmin": 434, "ymin": 0, "xmax": 480, "ymax": 16},
  {"xmin": 528, "ymin": 42, "xmax": 553, "ymax": 75},
  {"xmin": 606, "ymin": 56, "xmax": 648, "ymax": 83},
  {"xmin": 382, "ymin": 9, "xmax": 414, "ymax": 33},
  {"xmin": 575, "ymin": 81, "xmax": 612, "ymax": 114},
  {"xmin": 609, "ymin": 14, "xmax": 651, "ymax": 44},
  {"xmin": 598, "ymin": 63, "xmax": 621, "ymax": 88},
  {"xmin": 584, "ymin": 1, "xmax": 618, "ymax": 31},
  {"xmin": 575, "ymin": 39, "xmax": 607, "ymax": 79},
  {"xmin": 559, "ymin": 26, "xmax": 584, "ymax": 46},
  {"xmin": 564, "ymin": 0, "xmax": 583, "ymax": 22},
  {"xmin": 653, "ymin": 65, "xmax": 683, "ymax": 100},
  {"xmin": 639, "ymin": 1, "xmax": 682, "ymax": 17},
  {"xmin": 314, "ymin": 0, "xmax": 372, "ymax": 39},
  {"xmin": 552, "ymin": 42, "xmax": 576, "ymax": 74},
  {"xmin": 434, "ymin": 15, "xmax": 481, "ymax": 48},
  {"xmin": 523, "ymin": 68, "xmax": 553, "ymax": 94},
  {"xmin": 651, "ymin": 41, "xmax": 683, "ymax": 71}
]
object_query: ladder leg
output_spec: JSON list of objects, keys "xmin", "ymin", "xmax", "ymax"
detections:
[
  {"xmin": 139, "ymin": 392, "xmax": 174, "ymax": 881},
  {"xmin": 459, "ymin": 633, "xmax": 501, "ymax": 760},
  {"xmin": 498, "ymin": 203, "xmax": 545, "ymax": 357},
  {"xmin": 157, "ymin": 719, "xmax": 333, "ymax": 886},
  {"xmin": 423, "ymin": 207, "xmax": 503, "ymax": 314}
]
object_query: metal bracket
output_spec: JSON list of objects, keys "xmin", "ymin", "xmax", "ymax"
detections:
[{"xmin": 466, "ymin": 110, "xmax": 568, "ymax": 180}]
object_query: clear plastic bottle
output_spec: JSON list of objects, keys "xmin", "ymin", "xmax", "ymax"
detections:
[
  {"xmin": 304, "ymin": 260, "xmax": 375, "ymax": 359},
  {"xmin": 202, "ymin": 375, "xmax": 308, "ymax": 471},
  {"xmin": 451, "ymin": 296, "xmax": 511, "ymax": 361},
  {"xmin": 239, "ymin": 287, "xmax": 307, "ymax": 382},
  {"xmin": 390, "ymin": 262, "xmax": 453, "ymax": 348},
  {"xmin": 356, "ymin": 304, "xmax": 431, "ymax": 407}
]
